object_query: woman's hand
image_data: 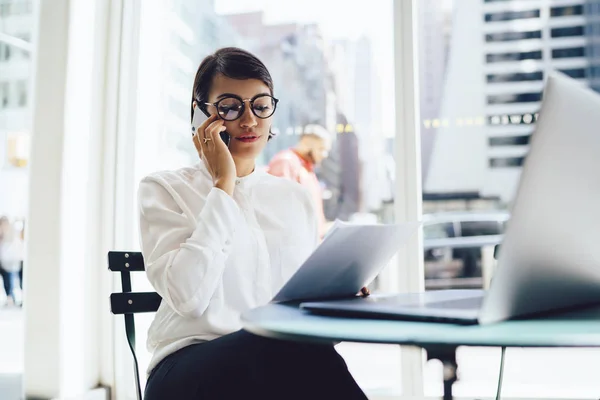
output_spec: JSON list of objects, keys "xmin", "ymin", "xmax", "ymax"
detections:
[{"xmin": 193, "ymin": 114, "xmax": 237, "ymax": 195}]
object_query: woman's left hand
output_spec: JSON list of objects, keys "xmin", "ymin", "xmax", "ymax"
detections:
[{"xmin": 359, "ymin": 287, "xmax": 370, "ymax": 297}]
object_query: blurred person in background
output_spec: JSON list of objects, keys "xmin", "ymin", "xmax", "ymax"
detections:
[
  {"xmin": 0, "ymin": 217, "xmax": 24, "ymax": 307},
  {"xmin": 16, "ymin": 220, "xmax": 25, "ymax": 295},
  {"xmin": 267, "ymin": 124, "xmax": 331, "ymax": 238}
]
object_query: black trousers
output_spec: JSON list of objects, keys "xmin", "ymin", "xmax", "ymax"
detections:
[{"xmin": 144, "ymin": 330, "xmax": 368, "ymax": 400}]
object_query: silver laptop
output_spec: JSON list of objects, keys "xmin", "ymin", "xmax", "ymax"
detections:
[{"xmin": 301, "ymin": 73, "xmax": 600, "ymax": 325}]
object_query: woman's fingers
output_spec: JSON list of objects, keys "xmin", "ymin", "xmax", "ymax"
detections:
[
  {"xmin": 197, "ymin": 113, "xmax": 218, "ymax": 136},
  {"xmin": 205, "ymin": 120, "xmax": 228, "ymax": 150},
  {"xmin": 200, "ymin": 119, "xmax": 223, "ymax": 151}
]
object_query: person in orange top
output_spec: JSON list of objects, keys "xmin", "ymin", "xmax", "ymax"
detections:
[{"xmin": 267, "ymin": 124, "xmax": 331, "ymax": 238}]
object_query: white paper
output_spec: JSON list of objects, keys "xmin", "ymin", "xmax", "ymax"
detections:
[{"xmin": 271, "ymin": 220, "xmax": 421, "ymax": 303}]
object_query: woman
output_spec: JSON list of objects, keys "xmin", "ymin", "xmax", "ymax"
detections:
[{"xmin": 139, "ymin": 47, "xmax": 367, "ymax": 399}]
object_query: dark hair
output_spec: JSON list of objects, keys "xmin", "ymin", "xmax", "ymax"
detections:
[{"xmin": 191, "ymin": 47, "xmax": 274, "ymax": 122}]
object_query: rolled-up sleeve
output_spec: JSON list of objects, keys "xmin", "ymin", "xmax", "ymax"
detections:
[{"xmin": 138, "ymin": 177, "xmax": 241, "ymax": 318}]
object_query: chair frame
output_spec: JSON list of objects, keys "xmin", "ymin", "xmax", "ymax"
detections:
[{"xmin": 108, "ymin": 251, "xmax": 161, "ymax": 400}]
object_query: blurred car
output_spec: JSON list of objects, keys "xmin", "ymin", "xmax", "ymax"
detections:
[{"xmin": 422, "ymin": 211, "xmax": 510, "ymax": 283}]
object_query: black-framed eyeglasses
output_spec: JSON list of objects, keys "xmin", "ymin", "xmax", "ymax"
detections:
[{"xmin": 203, "ymin": 94, "xmax": 279, "ymax": 121}]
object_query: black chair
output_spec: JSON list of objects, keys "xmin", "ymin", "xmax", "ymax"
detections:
[{"xmin": 108, "ymin": 251, "xmax": 161, "ymax": 400}]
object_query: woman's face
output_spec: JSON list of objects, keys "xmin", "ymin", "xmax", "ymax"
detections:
[{"xmin": 205, "ymin": 74, "xmax": 273, "ymax": 160}]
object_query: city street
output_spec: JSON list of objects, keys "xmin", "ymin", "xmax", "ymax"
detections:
[{"xmin": 3, "ymin": 308, "xmax": 600, "ymax": 399}]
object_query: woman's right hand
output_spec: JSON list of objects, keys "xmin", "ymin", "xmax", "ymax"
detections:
[{"xmin": 193, "ymin": 114, "xmax": 237, "ymax": 196}]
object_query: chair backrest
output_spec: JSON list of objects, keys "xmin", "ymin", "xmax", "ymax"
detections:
[{"xmin": 108, "ymin": 251, "xmax": 161, "ymax": 400}]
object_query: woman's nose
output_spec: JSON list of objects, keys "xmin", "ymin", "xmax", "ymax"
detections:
[{"xmin": 239, "ymin": 105, "xmax": 258, "ymax": 127}]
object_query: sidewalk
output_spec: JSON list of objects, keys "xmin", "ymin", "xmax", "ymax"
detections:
[{"xmin": 0, "ymin": 307, "xmax": 23, "ymax": 400}]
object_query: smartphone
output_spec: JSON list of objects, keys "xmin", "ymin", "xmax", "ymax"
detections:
[{"xmin": 191, "ymin": 105, "xmax": 230, "ymax": 146}]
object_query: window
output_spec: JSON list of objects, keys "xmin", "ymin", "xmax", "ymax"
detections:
[
  {"xmin": 0, "ymin": 81, "xmax": 9, "ymax": 108},
  {"xmin": 485, "ymin": 9, "xmax": 540, "ymax": 22},
  {"xmin": 486, "ymin": 50, "xmax": 542, "ymax": 63},
  {"xmin": 551, "ymin": 26, "xmax": 584, "ymax": 38},
  {"xmin": 460, "ymin": 220, "xmax": 503, "ymax": 236},
  {"xmin": 0, "ymin": 0, "xmax": 31, "ymax": 15},
  {"xmin": 18, "ymin": 34, "xmax": 31, "ymax": 58},
  {"xmin": 552, "ymin": 47, "xmax": 585, "ymax": 59},
  {"xmin": 560, "ymin": 68, "xmax": 586, "ymax": 78},
  {"xmin": 119, "ymin": 0, "xmax": 400, "ymax": 397},
  {"xmin": 551, "ymin": 5, "xmax": 583, "ymax": 17},
  {"xmin": 487, "ymin": 71, "xmax": 543, "ymax": 83},
  {"xmin": 489, "ymin": 135, "xmax": 531, "ymax": 146},
  {"xmin": 489, "ymin": 156, "xmax": 526, "ymax": 167},
  {"xmin": 419, "ymin": 0, "xmax": 600, "ymax": 397},
  {"xmin": 423, "ymin": 222, "xmax": 455, "ymax": 239},
  {"xmin": 487, "ymin": 92, "xmax": 542, "ymax": 105},
  {"xmin": 16, "ymin": 80, "xmax": 27, "ymax": 107},
  {"xmin": 485, "ymin": 30, "xmax": 541, "ymax": 42},
  {"xmin": 0, "ymin": 43, "xmax": 11, "ymax": 61},
  {"xmin": 0, "ymin": 3, "xmax": 35, "ymax": 397}
]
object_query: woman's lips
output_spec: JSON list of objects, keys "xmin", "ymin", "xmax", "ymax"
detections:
[{"xmin": 235, "ymin": 135, "xmax": 260, "ymax": 143}]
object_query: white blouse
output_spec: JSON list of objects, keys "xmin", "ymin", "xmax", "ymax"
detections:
[{"xmin": 138, "ymin": 161, "xmax": 318, "ymax": 373}]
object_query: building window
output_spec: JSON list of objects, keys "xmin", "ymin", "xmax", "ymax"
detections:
[
  {"xmin": 489, "ymin": 135, "xmax": 531, "ymax": 146},
  {"xmin": 551, "ymin": 26, "xmax": 584, "ymax": 38},
  {"xmin": 486, "ymin": 50, "xmax": 542, "ymax": 63},
  {"xmin": 461, "ymin": 220, "xmax": 503, "ymax": 236},
  {"xmin": 487, "ymin": 92, "xmax": 542, "ymax": 105},
  {"xmin": 0, "ymin": 82, "xmax": 8, "ymax": 108},
  {"xmin": 486, "ymin": 30, "xmax": 541, "ymax": 42},
  {"xmin": 559, "ymin": 68, "xmax": 586, "ymax": 78},
  {"xmin": 489, "ymin": 157, "xmax": 526, "ymax": 168},
  {"xmin": 0, "ymin": 43, "xmax": 11, "ymax": 62},
  {"xmin": 550, "ymin": 5, "xmax": 583, "ymax": 17},
  {"xmin": 485, "ymin": 9, "xmax": 540, "ymax": 23},
  {"xmin": 16, "ymin": 80, "xmax": 27, "ymax": 107},
  {"xmin": 487, "ymin": 71, "xmax": 543, "ymax": 83},
  {"xmin": 18, "ymin": 34, "xmax": 31, "ymax": 59},
  {"xmin": 552, "ymin": 47, "xmax": 585, "ymax": 59}
]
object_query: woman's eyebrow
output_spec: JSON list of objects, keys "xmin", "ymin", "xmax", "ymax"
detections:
[
  {"xmin": 215, "ymin": 92, "xmax": 271, "ymax": 100},
  {"xmin": 216, "ymin": 92, "xmax": 240, "ymax": 100}
]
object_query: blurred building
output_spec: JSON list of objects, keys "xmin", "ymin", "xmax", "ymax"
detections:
[
  {"xmin": 418, "ymin": 0, "xmax": 453, "ymax": 184},
  {"xmin": 423, "ymin": 0, "xmax": 600, "ymax": 205},
  {"xmin": 585, "ymin": 0, "xmax": 600, "ymax": 91},
  {"xmin": 136, "ymin": 0, "xmax": 245, "ymax": 177},
  {"xmin": 329, "ymin": 37, "xmax": 389, "ymax": 216},
  {"xmin": 0, "ymin": 0, "xmax": 32, "ymax": 219},
  {"xmin": 224, "ymin": 12, "xmax": 337, "ymax": 165}
]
